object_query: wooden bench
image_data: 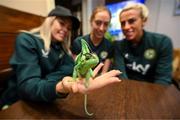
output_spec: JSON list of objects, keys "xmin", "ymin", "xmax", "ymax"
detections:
[{"xmin": 0, "ymin": 5, "xmax": 44, "ymax": 93}]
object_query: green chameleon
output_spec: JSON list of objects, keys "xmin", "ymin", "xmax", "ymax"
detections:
[{"xmin": 73, "ymin": 39, "xmax": 99, "ymax": 116}]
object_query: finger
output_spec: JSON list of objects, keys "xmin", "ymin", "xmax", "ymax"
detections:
[
  {"xmin": 107, "ymin": 77, "xmax": 122, "ymax": 84},
  {"xmin": 62, "ymin": 77, "xmax": 74, "ymax": 92},
  {"xmin": 77, "ymin": 83, "xmax": 87, "ymax": 94},
  {"xmin": 93, "ymin": 63, "xmax": 104, "ymax": 77},
  {"xmin": 98, "ymin": 77, "xmax": 121, "ymax": 87},
  {"xmin": 72, "ymin": 83, "xmax": 78, "ymax": 93},
  {"xmin": 63, "ymin": 76, "xmax": 74, "ymax": 83},
  {"xmin": 101, "ymin": 70, "xmax": 122, "ymax": 78},
  {"xmin": 87, "ymin": 76, "xmax": 121, "ymax": 93}
]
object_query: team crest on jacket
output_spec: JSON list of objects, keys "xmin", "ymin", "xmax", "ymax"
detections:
[
  {"xmin": 100, "ymin": 51, "xmax": 108, "ymax": 59},
  {"xmin": 59, "ymin": 51, "xmax": 64, "ymax": 59},
  {"xmin": 144, "ymin": 49, "xmax": 156, "ymax": 60},
  {"xmin": 41, "ymin": 49, "xmax": 50, "ymax": 58}
]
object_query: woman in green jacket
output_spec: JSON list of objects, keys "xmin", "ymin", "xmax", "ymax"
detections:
[{"xmin": 113, "ymin": 3, "xmax": 172, "ymax": 85}]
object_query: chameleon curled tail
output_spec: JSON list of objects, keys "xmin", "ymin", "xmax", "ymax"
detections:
[
  {"xmin": 84, "ymin": 94, "xmax": 93, "ymax": 116},
  {"xmin": 73, "ymin": 39, "xmax": 99, "ymax": 116}
]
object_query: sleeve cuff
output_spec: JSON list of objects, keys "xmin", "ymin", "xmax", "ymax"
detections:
[{"xmin": 56, "ymin": 91, "xmax": 69, "ymax": 98}]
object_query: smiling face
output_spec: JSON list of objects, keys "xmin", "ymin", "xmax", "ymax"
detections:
[
  {"xmin": 120, "ymin": 8, "xmax": 146, "ymax": 43},
  {"xmin": 91, "ymin": 10, "xmax": 111, "ymax": 41},
  {"xmin": 51, "ymin": 17, "xmax": 72, "ymax": 42}
]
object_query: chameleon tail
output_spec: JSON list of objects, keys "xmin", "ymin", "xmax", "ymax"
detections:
[{"xmin": 84, "ymin": 94, "xmax": 93, "ymax": 116}]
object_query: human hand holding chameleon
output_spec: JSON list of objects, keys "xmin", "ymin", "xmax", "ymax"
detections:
[{"xmin": 59, "ymin": 63, "xmax": 121, "ymax": 94}]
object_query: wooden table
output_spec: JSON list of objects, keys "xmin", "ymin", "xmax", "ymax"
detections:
[{"xmin": 0, "ymin": 80, "xmax": 180, "ymax": 119}]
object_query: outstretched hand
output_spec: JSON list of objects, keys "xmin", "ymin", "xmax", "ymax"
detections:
[{"xmin": 56, "ymin": 63, "xmax": 122, "ymax": 94}]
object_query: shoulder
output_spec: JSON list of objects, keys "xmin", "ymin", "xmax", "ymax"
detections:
[
  {"xmin": 72, "ymin": 35, "xmax": 90, "ymax": 54},
  {"xmin": 113, "ymin": 39, "xmax": 126, "ymax": 47},
  {"xmin": 15, "ymin": 32, "xmax": 43, "ymax": 48},
  {"xmin": 145, "ymin": 31, "xmax": 172, "ymax": 44},
  {"xmin": 74, "ymin": 36, "xmax": 82, "ymax": 42},
  {"xmin": 73, "ymin": 36, "xmax": 84, "ymax": 45},
  {"xmin": 73, "ymin": 34, "xmax": 90, "ymax": 45},
  {"xmin": 103, "ymin": 37, "xmax": 113, "ymax": 45},
  {"xmin": 74, "ymin": 34, "xmax": 89, "ymax": 41},
  {"xmin": 16, "ymin": 32, "xmax": 41, "ymax": 43},
  {"xmin": 112, "ymin": 40, "xmax": 127, "ymax": 53},
  {"xmin": 144, "ymin": 31, "xmax": 173, "ymax": 52}
]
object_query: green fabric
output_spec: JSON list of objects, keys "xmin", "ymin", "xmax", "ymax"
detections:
[
  {"xmin": 113, "ymin": 31, "xmax": 173, "ymax": 85},
  {"xmin": 1, "ymin": 32, "xmax": 74, "ymax": 105}
]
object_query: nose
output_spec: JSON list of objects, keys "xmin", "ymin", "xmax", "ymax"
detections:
[
  {"xmin": 123, "ymin": 22, "xmax": 131, "ymax": 30},
  {"xmin": 99, "ymin": 24, "xmax": 106, "ymax": 31}
]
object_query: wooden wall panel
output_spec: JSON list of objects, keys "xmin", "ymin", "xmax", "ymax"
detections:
[
  {"xmin": 0, "ymin": 33, "xmax": 16, "ymax": 70},
  {"xmin": 0, "ymin": 5, "xmax": 44, "ymax": 33},
  {"xmin": 0, "ymin": 5, "xmax": 44, "ymax": 88}
]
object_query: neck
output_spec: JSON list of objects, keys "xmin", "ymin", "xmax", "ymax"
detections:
[
  {"xmin": 131, "ymin": 30, "xmax": 144, "ymax": 46},
  {"xmin": 90, "ymin": 33, "xmax": 102, "ymax": 46}
]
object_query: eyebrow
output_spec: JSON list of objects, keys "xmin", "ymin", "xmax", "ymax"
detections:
[{"xmin": 120, "ymin": 17, "xmax": 137, "ymax": 25}]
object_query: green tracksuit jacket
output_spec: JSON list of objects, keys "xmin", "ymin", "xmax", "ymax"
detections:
[
  {"xmin": 113, "ymin": 31, "xmax": 173, "ymax": 85},
  {"xmin": 0, "ymin": 32, "xmax": 74, "ymax": 106}
]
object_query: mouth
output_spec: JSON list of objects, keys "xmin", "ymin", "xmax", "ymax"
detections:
[
  {"xmin": 124, "ymin": 30, "xmax": 134, "ymax": 39},
  {"xmin": 95, "ymin": 31, "xmax": 104, "ymax": 38},
  {"xmin": 58, "ymin": 31, "xmax": 66, "ymax": 38}
]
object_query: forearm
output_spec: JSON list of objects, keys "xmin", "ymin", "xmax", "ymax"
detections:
[
  {"xmin": 113, "ymin": 56, "xmax": 128, "ymax": 79},
  {"xmin": 18, "ymin": 78, "xmax": 57, "ymax": 102},
  {"xmin": 154, "ymin": 79, "xmax": 172, "ymax": 85},
  {"xmin": 154, "ymin": 37, "xmax": 173, "ymax": 85},
  {"xmin": 154, "ymin": 65, "xmax": 172, "ymax": 85},
  {"xmin": 16, "ymin": 67, "xmax": 71, "ymax": 102}
]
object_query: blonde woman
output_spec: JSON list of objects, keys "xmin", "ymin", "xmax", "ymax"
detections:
[
  {"xmin": 113, "ymin": 3, "xmax": 173, "ymax": 85},
  {"xmin": 0, "ymin": 6, "xmax": 121, "ymax": 110}
]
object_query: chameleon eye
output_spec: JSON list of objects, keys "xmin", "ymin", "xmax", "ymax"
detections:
[{"xmin": 85, "ymin": 53, "xmax": 92, "ymax": 60}]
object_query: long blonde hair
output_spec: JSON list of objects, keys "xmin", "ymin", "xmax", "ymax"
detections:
[{"xmin": 21, "ymin": 16, "xmax": 72, "ymax": 54}]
